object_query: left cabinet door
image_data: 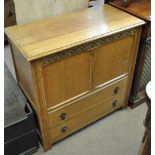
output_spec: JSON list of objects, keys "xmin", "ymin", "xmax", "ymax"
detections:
[{"xmin": 42, "ymin": 52, "xmax": 92, "ymax": 109}]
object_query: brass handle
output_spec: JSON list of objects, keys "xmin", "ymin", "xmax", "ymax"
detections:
[
  {"xmin": 112, "ymin": 100, "xmax": 118, "ymax": 107},
  {"xmin": 61, "ymin": 126, "xmax": 68, "ymax": 133},
  {"xmin": 60, "ymin": 113, "xmax": 67, "ymax": 120},
  {"xmin": 114, "ymin": 87, "xmax": 119, "ymax": 94}
]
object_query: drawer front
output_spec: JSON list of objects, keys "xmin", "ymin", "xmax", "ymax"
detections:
[
  {"xmin": 48, "ymin": 77, "xmax": 127, "ymax": 128},
  {"xmin": 50, "ymin": 93, "xmax": 125, "ymax": 143}
]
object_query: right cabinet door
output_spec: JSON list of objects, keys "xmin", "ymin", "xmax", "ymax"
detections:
[{"xmin": 94, "ymin": 36, "xmax": 134, "ymax": 87}]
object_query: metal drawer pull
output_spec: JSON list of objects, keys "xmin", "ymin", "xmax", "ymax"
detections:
[
  {"xmin": 61, "ymin": 126, "xmax": 68, "ymax": 133},
  {"xmin": 114, "ymin": 87, "xmax": 119, "ymax": 94},
  {"xmin": 112, "ymin": 100, "xmax": 118, "ymax": 107},
  {"xmin": 60, "ymin": 113, "xmax": 67, "ymax": 120}
]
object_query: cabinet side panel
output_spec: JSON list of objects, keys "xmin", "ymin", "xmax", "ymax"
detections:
[{"xmin": 10, "ymin": 41, "xmax": 34, "ymax": 103}]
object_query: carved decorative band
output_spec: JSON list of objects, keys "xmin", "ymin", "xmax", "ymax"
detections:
[{"xmin": 42, "ymin": 28, "xmax": 137, "ymax": 66}]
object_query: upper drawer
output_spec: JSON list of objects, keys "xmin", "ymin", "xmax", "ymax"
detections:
[{"xmin": 48, "ymin": 76, "xmax": 128, "ymax": 128}]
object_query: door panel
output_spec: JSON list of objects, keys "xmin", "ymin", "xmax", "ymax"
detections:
[
  {"xmin": 94, "ymin": 36, "xmax": 134, "ymax": 87},
  {"xmin": 42, "ymin": 53, "xmax": 91, "ymax": 108}
]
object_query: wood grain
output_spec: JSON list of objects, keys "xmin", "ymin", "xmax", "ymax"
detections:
[
  {"xmin": 30, "ymin": 61, "xmax": 52, "ymax": 150},
  {"xmin": 123, "ymin": 27, "xmax": 142, "ymax": 107},
  {"xmin": 5, "ymin": 4, "xmax": 145, "ymax": 61},
  {"xmin": 42, "ymin": 53, "xmax": 91, "ymax": 108},
  {"xmin": 50, "ymin": 93, "xmax": 125, "ymax": 143},
  {"xmin": 5, "ymin": 5, "xmax": 144, "ymax": 151},
  {"xmin": 107, "ymin": 0, "xmax": 151, "ymax": 108},
  {"xmin": 10, "ymin": 40, "xmax": 35, "ymax": 103},
  {"xmin": 48, "ymin": 77, "xmax": 127, "ymax": 128},
  {"xmin": 94, "ymin": 36, "xmax": 134, "ymax": 86}
]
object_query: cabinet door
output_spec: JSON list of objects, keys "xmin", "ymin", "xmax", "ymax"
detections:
[
  {"xmin": 42, "ymin": 53, "xmax": 91, "ymax": 108},
  {"xmin": 94, "ymin": 36, "xmax": 134, "ymax": 87}
]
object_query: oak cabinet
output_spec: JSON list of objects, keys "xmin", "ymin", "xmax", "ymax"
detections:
[{"xmin": 5, "ymin": 4, "xmax": 145, "ymax": 151}]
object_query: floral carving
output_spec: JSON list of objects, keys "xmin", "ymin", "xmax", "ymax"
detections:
[{"xmin": 42, "ymin": 29, "xmax": 136, "ymax": 66}]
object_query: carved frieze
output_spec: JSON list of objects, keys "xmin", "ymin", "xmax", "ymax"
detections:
[{"xmin": 42, "ymin": 28, "xmax": 137, "ymax": 66}]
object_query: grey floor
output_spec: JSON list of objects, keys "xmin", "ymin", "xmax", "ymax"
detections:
[{"xmin": 4, "ymin": 45, "xmax": 147, "ymax": 155}]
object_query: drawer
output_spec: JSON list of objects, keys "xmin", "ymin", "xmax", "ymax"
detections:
[
  {"xmin": 50, "ymin": 93, "xmax": 125, "ymax": 143},
  {"xmin": 48, "ymin": 77, "xmax": 127, "ymax": 128}
]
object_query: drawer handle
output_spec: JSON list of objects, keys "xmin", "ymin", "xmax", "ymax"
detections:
[
  {"xmin": 112, "ymin": 100, "xmax": 118, "ymax": 107},
  {"xmin": 114, "ymin": 87, "xmax": 119, "ymax": 94},
  {"xmin": 61, "ymin": 126, "xmax": 68, "ymax": 133},
  {"xmin": 60, "ymin": 113, "xmax": 67, "ymax": 120}
]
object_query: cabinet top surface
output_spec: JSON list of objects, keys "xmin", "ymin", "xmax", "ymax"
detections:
[{"xmin": 5, "ymin": 4, "xmax": 145, "ymax": 61}]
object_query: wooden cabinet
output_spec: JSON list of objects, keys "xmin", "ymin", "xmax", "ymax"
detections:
[
  {"xmin": 105, "ymin": 0, "xmax": 151, "ymax": 107},
  {"xmin": 5, "ymin": 4, "xmax": 145, "ymax": 151}
]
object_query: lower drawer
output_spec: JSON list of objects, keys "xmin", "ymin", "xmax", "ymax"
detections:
[{"xmin": 50, "ymin": 93, "xmax": 125, "ymax": 143}]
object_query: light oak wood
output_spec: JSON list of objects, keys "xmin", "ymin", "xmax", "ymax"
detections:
[
  {"xmin": 9, "ymin": 40, "xmax": 34, "ymax": 103},
  {"xmin": 5, "ymin": 5, "xmax": 144, "ymax": 151},
  {"xmin": 107, "ymin": 0, "xmax": 151, "ymax": 108},
  {"xmin": 50, "ymin": 93, "xmax": 125, "ymax": 143},
  {"xmin": 42, "ymin": 53, "xmax": 91, "ymax": 108},
  {"xmin": 5, "ymin": 5, "xmax": 144, "ymax": 61},
  {"xmin": 48, "ymin": 77, "xmax": 127, "ymax": 128},
  {"xmin": 94, "ymin": 36, "xmax": 134, "ymax": 86},
  {"xmin": 13, "ymin": 0, "xmax": 89, "ymax": 25},
  {"xmin": 30, "ymin": 61, "xmax": 51, "ymax": 150}
]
